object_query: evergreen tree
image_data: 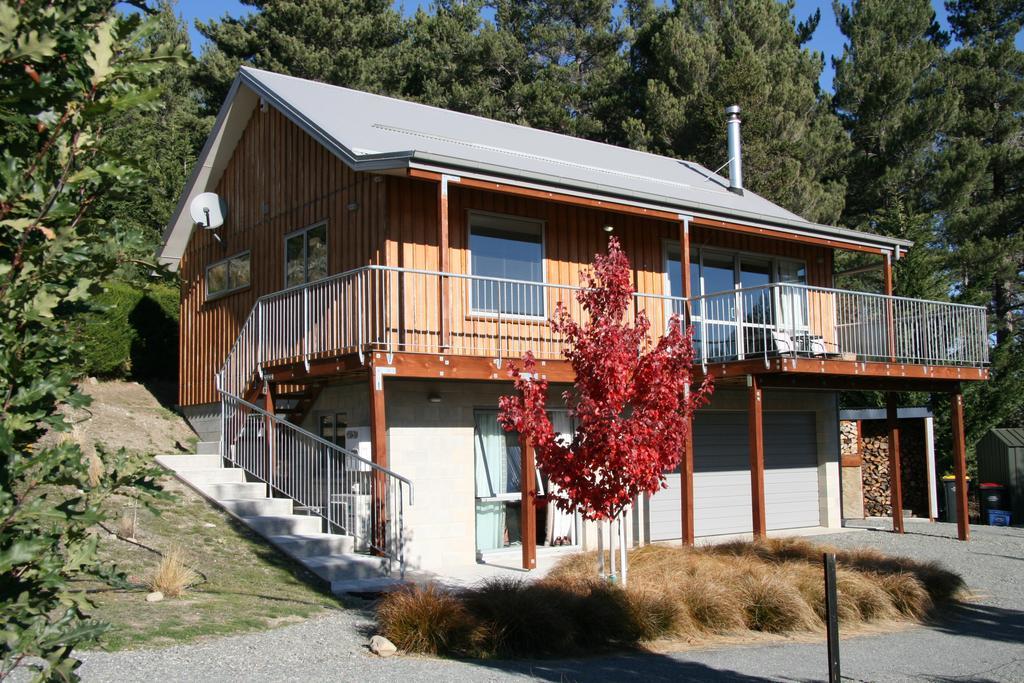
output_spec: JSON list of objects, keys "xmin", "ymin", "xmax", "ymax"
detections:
[
  {"xmin": 623, "ymin": 0, "xmax": 847, "ymax": 224},
  {"xmin": 387, "ymin": 0, "xmax": 630, "ymax": 139},
  {"xmin": 831, "ymin": 0, "xmax": 954, "ymax": 306},
  {"xmin": 936, "ymin": 0, "xmax": 1024, "ymax": 442},
  {"xmin": 96, "ymin": 1, "xmax": 210, "ymax": 282},
  {"xmin": 193, "ymin": 0, "xmax": 406, "ymax": 111}
]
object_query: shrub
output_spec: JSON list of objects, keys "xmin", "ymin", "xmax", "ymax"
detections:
[
  {"xmin": 77, "ymin": 281, "xmax": 179, "ymax": 381},
  {"xmin": 877, "ymin": 572, "xmax": 933, "ymax": 619},
  {"xmin": 462, "ymin": 578, "xmax": 578, "ymax": 657},
  {"xmin": 147, "ymin": 548, "xmax": 199, "ymax": 598},
  {"xmin": 376, "ymin": 585, "xmax": 472, "ymax": 655}
]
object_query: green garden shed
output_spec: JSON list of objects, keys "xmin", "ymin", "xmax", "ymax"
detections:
[{"xmin": 976, "ymin": 428, "xmax": 1024, "ymax": 524}]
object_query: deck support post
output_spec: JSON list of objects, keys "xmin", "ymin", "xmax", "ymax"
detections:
[
  {"xmin": 748, "ymin": 375, "xmax": 767, "ymax": 538},
  {"xmin": 681, "ymin": 386, "xmax": 695, "ymax": 545},
  {"xmin": 950, "ymin": 388, "xmax": 970, "ymax": 541},
  {"xmin": 886, "ymin": 393, "xmax": 905, "ymax": 533},
  {"xmin": 883, "ymin": 251, "xmax": 896, "ymax": 361},
  {"xmin": 680, "ymin": 218, "xmax": 696, "ymax": 545},
  {"xmin": 438, "ymin": 176, "xmax": 451, "ymax": 349},
  {"xmin": 520, "ymin": 434, "xmax": 537, "ymax": 570},
  {"xmin": 368, "ymin": 367, "xmax": 389, "ymax": 554}
]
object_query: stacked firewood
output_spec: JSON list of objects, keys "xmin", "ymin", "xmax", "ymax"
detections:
[
  {"xmin": 860, "ymin": 421, "xmax": 928, "ymax": 518},
  {"xmin": 839, "ymin": 421, "xmax": 859, "ymax": 459}
]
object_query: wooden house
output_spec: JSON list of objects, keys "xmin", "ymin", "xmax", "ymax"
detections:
[{"xmin": 159, "ymin": 68, "xmax": 988, "ymax": 578}]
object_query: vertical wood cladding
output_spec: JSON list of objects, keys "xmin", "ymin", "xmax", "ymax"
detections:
[
  {"xmin": 178, "ymin": 107, "xmax": 386, "ymax": 406},
  {"xmin": 179, "ymin": 114, "xmax": 836, "ymax": 407},
  {"xmin": 386, "ymin": 178, "xmax": 833, "ymax": 291}
]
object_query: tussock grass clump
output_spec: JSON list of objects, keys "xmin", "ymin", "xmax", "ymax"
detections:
[
  {"xmin": 377, "ymin": 577, "xmax": 678, "ymax": 658},
  {"xmin": 739, "ymin": 571, "xmax": 821, "ymax": 633},
  {"xmin": 146, "ymin": 547, "xmax": 199, "ymax": 598},
  {"xmin": 376, "ymin": 585, "xmax": 473, "ymax": 655},
  {"xmin": 378, "ymin": 538, "xmax": 964, "ymax": 658}
]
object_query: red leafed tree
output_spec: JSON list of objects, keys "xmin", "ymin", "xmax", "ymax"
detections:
[{"xmin": 498, "ymin": 237, "xmax": 714, "ymax": 525}]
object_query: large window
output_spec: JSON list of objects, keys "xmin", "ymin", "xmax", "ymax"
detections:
[
  {"xmin": 469, "ymin": 213, "xmax": 544, "ymax": 317},
  {"xmin": 665, "ymin": 245, "xmax": 807, "ymax": 360},
  {"xmin": 474, "ymin": 410, "xmax": 577, "ymax": 554},
  {"xmin": 284, "ymin": 222, "xmax": 328, "ymax": 288},
  {"xmin": 206, "ymin": 251, "xmax": 250, "ymax": 299}
]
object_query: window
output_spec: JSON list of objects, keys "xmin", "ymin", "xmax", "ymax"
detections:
[
  {"xmin": 665, "ymin": 246, "xmax": 809, "ymax": 361},
  {"xmin": 284, "ymin": 222, "xmax": 328, "ymax": 288},
  {"xmin": 206, "ymin": 251, "xmax": 250, "ymax": 298},
  {"xmin": 474, "ymin": 410, "xmax": 578, "ymax": 554},
  {"xmin": 469, "ymin": 213, "xmax": 544, "ymax": 317}
]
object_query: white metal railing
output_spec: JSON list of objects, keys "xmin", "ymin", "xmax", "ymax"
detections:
[
  {"xmin": 218, "ymin": 387, "xmax": 412, "ymax": 570},
  {"xmin": 219, "ymin": 267, "xmax": 990, "ymax": 399},
  {"xmin": 687, "ymin": 282, "xmax": 989, "ymax": 368}
]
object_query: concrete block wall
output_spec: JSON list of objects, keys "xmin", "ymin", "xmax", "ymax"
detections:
[{"xmin": 304, "ymin": 379, "xmax": 843, "ymax": 571}]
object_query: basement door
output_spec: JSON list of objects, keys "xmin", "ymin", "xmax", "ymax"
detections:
[{"xmin": 648, "ymin": 411, "xmax": 821, "ymax": 541}]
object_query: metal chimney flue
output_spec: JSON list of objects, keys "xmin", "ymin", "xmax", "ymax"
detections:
[{"xmin": 725, "ymin": 105, "xmax": 743, "ymax": 195}]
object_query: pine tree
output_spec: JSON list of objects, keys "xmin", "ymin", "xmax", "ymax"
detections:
[
  {"xmin": 935, "ymin": 0, "xmax": 1024, "ymax": 442},
  {"xmin": 95, "ymin": 1, "xmax": 211, "ymax": 282},
  {"xmin": 830, "ymin": 0, "xmax": 955, "ymax": 332},
  {"xmin": 193, "ymin": 0, "xmax": 406, "ymax": 111},
  {"xmin": 622, "ymin": 0, "xmax": 847, "ymax": 224}
]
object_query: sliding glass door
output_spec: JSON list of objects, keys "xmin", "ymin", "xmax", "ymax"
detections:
[
  {"xmin": 665, "ymin": 246, "xmax": 808, "ymax": 362},
  {"xmin": 474, "ymin": 410, "xmax": 579, "ymax": 554}
]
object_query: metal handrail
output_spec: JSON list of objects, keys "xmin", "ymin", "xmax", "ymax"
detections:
[
  {"xmin": 218, "ymin": 266, "xmax": 990, "ymax": 400},
  {"xmin": 218, "ymin": 386, "xmax": 412, "ymax": 570},
  {"xmin": 219, "ymin": 387, "xmax": 414, "ymax": 501}
]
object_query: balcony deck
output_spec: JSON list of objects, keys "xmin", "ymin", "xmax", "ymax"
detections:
[{"xmin": 221, "ymin": 265, "xmax": 989, "ymax": 396}]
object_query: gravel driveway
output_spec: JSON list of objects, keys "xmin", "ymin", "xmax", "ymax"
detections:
[{"xmin": 77, "ymin": 521, "xmax": 1024, "ymax": 682}]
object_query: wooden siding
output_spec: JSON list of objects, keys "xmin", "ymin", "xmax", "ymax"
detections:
[
  {"xmin": 378, "ymin": 178, "xmax": 835, "ymax": 360},
  {"xmin": 178, "ymin": 121, "xmax": 836, "ymax": 406},
  {"xmin": 179, "ymin": 107, "xmax": 386, "ymax": 406}
]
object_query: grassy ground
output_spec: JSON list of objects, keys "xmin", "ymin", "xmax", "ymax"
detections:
[
  {"xmin": 55, "ymin": 379, "xmax": 344, "ymax": 651},
  {"xmin": 84, "ymin": 478, "xmax": 343, "ymax": 651}
]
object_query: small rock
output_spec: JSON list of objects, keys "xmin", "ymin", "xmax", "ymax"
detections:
[
  {"xmin": 203, "ymin": 522, "xmax": 216, "ymax": 528},
  {"xmin": 146, "ymin": 591, "xmax": 164, "ymax": 603},
  {"xmin": 369, "ymin": 635, "xmax": 397, "ymax": 657}
]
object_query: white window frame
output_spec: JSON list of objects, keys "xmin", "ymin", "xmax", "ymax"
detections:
[
  {"xmin": 662, "ymin": 242, "xmax": 809, "ymax": 359},
  {"xmin": 283, "ymin": 221, "xmax": 328, "ymax": 289},
  {"xmin": 205, "ymin": 250, "xmax": 251, "ymax": 300},
  {"xmin": 466, "ymin": 210, "xmax": 547, "ymax": 320}
]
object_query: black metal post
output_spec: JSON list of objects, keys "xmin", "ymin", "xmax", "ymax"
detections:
[{"xmin": 824, "ymin": 552, "xmax": 841, "ymax": 683}]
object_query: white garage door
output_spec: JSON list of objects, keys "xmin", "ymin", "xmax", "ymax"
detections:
[
  {"xmin": 648, "ymin": 411, "xmax": 820, "ymax": 541},
  {"xmin": 764, "ymin": 412, "xmax": 821, "ymax": 530}
]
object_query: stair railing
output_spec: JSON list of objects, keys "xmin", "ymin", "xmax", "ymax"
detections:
[{"xmin": 218, "ymin": 384, "xmax": 413, "ymax": 574}]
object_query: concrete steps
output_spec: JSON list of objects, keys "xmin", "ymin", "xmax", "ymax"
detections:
[{"xmin": 155, "ymin": 451, "xmax": 398, "ymax": 594}]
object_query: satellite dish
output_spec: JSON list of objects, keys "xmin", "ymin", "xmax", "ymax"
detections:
[{"xmin": 189, "ymin": 192, "xmax": 228, "ymax": 229}]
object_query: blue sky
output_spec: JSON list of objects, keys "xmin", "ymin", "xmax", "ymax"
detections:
[{"xmin": 162, "ymin": 1, "xmax": 1018, "ymax": 93}]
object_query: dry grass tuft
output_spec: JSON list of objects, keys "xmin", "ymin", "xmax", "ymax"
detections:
[
  {"xmin": 146, "ymin": 547, "xmax": 199, "ymax": 598},
  {"xmin": 379, "ymin": 538, "xmax": 963, "ymax": 658},
  {"xmin": 877, "ymin": 572, "xmax": 933, "ymax": 619},
  {"xmin": 738, "ymin": 571, "xmax": 821, "ymax": 633},
  {"xmin": 117, "ymin": 508, "xmax": 138, "ymax": 540},
  {"xmin": 376, "ymin": 585, "xmax": 472, "ymax": 655}
]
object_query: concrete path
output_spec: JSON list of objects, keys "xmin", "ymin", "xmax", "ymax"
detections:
[{"xmin": 77, "ymin": 522, "xmax": 1024, "ymax": 682}]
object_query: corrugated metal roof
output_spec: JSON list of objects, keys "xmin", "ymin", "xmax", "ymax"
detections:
[
  {"xmin": 247, "ymin": 67, "xmax": 810, "ymax": 223},
  {"xmin": 159, "ymin": 67, "xmax": 913, "ymax": 268},
  {"xmin": 987, "ymin": 428, "xmax": 1024, "ymax": 448}
]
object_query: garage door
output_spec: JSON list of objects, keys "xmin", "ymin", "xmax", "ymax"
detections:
[
  {"xmin": 764, "ymin": 412, "xmax": 821, "ymax": 530},
  {"xmin": 648, "ymin": 411, "xmax": 820, "ymax": 540}
]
